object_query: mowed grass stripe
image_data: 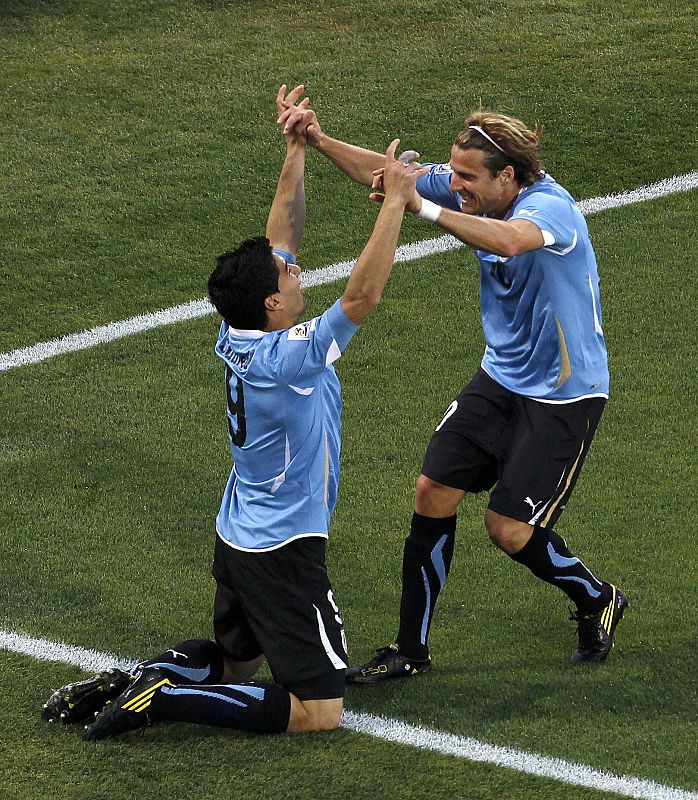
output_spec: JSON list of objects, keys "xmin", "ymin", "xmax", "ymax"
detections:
[
  {"xmin": 1, "ymin": 171, "xmax": 696, "ymax": 374},
  {"xmin": 2, "ymin": 629, "xmax": 696, "ymax": 800}
]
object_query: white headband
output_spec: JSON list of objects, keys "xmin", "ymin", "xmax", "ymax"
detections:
[{"xmin": 468, "ymin": 125, "xmax": 505, "ymax": 153}]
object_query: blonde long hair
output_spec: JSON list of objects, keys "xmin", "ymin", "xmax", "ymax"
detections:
[{"xmin": 454, "ymin": 111, "xmax": 544, "ymax": 186}]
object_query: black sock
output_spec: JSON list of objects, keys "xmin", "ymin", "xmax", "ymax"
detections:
[
  {"xmin": 396, "ymin": 512, "xmax": 456, "ymax": 660},
  {"xmin": 510, "ymin": 526, "xmax": 611, "ymax": 612},
  {"xmin": 137, "ymin": 639, "xmax": 226, "ymax": 685},
  {"xmin": 148, "ymin": 681, "xmax": 291, "ymax": 734}
]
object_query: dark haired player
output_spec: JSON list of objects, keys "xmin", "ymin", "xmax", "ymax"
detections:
[
  {"xmin": 278, "ymin": 99, "xmax": 627, "ymax": 679},
  {"xmin": 42, "ymin": 85, "xmax": 428, "ymax": 737}
]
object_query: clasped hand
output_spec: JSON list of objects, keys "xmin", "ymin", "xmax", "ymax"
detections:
[
  {"xmin": 373, "ymin": 141, "xmax": 429, "ymax": 209},
  {"xmin": 275, "ymin": 84, "xmax": 321, "ymax": 145},
  {"xmin": 275, "ymin": 84, "xmax": 425, "ymax": 210}
]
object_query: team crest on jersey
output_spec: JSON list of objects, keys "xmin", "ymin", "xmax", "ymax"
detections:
[
  {"xmin": 288, "ymin": 323, "xmax": 311, "ymax": 341},
  {"xmin": 431, "ymin": 163, "xmax": 453, "ymax": 174}
]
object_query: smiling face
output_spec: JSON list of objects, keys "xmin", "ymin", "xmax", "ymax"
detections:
[
  {"xmin": 448, "ymin": 145, "xmax": 519, "ymax": 219},
  {"xmin": 265, "ymin": 252, "xmax": 306, "ymax": 329}
]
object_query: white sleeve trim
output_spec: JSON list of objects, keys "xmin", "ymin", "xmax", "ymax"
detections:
[
  {"xmin": 325, "ymin": 339, "xmax": 342, "ymax": 367},
  {"xmin": 541, "ymin": 229, "xmax": 556, "ymax": 246},
  {"xmin": 543, "ymin": 229, "xmax": 578, "ymax": 256}
]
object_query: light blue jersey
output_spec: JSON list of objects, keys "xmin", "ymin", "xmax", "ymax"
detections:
[
  {"xmin": 214, "ymin": 261, "xmax": 359, "ymax": 551},
  {"xmin": 417, "ymin": 166, "xmax": 609, "ymax": 401}
]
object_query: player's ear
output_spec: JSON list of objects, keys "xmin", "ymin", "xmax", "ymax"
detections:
[
  {"xmin": 264, "ymin": 293, "xmax": 282, "ymax": 312},
  {"xmin": 499, "ymin": 165, "xmax": 515, "ymax": 185}
]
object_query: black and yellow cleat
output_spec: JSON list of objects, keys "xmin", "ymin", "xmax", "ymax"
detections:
[
  {"xmin": 346, "ymin": 643, "xmax": 431, "ymax": 684},
  {"xmin": 570, "ymin": 585, "xmax": 628, "ymax": 664},
  {"xmin": 42, "ymin": 668, "xmax": 133, "ymax": 724},
  {"xmin": 84, "ymin": 668, "xmax": 174, "ymax": 741}
]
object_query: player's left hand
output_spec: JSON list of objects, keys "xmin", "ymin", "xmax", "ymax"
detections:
[
  {"xmin": 276, "ymin": 84, "xmax": 324, "ymax": 146},
  {"xmin": 275, "ymin": 84, "xmax": 311, "ymax": 145}
]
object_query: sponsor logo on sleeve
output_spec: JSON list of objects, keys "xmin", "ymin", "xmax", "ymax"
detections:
[{"xmin": 288, "ymin": 323, "xmax": 311, "ymax": 341}]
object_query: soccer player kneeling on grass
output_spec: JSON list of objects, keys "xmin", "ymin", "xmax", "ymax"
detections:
[{"xmin": 42, "ymin": 85, "xmax": 429, "ymax": 739}]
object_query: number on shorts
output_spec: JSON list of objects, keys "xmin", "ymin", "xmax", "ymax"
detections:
[{"xmin": 327, "ymin": 589, "xmax": 343, "ymax": 625}]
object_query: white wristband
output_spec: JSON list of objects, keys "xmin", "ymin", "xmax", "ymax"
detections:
[{"xmin": 417, "ymin": 199, "xmax": 442, "ymax": 223}]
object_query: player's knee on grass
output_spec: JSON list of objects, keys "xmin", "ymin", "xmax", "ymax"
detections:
[
  {"xmin": 285, "ymin": 667, "xmax": 346, "ymax": 732},
  {"xmin": 287, "ymin": 696, "xmax": 343, "ymax": 732}
]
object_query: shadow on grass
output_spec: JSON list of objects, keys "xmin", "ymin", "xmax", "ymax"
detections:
[
  {"xmin": 0, "ymin": 0, "xmax": 261, "ymax": 16},
  {"xmin": 345, "ymin": 633, "xmax": 698, "ymax": 730},
  {"xmin": 0, "ymin": 0, "xmax": 79, "ymax": 21}
]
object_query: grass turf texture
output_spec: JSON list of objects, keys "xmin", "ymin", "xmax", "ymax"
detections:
[
  {"xmin": 1, "ymin": 1, "xmax": 697, "ymax": 798},
  {"xmin": 0, "ymin": 0, "xmax": 696, "ymax": 351}
]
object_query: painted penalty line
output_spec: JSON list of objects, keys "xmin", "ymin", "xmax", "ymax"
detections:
[
  {"xmin": 1, "ymin": 170, "xmax": 697, "ymax": 374},
  {"xmin": 2, "ymin": 629, "xmax": 696, "ymax": 800}
]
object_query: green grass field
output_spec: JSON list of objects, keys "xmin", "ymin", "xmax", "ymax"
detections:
[{"xmin": 1, "ymin": 2, "xmax": 697, "ymax": 799}]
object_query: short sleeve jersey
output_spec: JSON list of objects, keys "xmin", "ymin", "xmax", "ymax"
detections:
[
  {"xmin": 417, "ymin": 166, "xmax": 609, "ymax": 401},
  {"xmin": 214, "ymin": 252, "xmax": 359, "ymax": 551}
]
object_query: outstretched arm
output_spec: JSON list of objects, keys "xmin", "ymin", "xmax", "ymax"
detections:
[
  {"xmin": 266, "ymin": 85, "xmax": 309, "ymax": 257},
  {"xmin": 413, "ymin": 200, "xmax": 544, "ymax": 257},
  {"xmin": 313, "ymin": 134, "xmax": 384, "ymax": 187},
  {"xmin": 340, "ymin": 141, "xmax": 429, "ymax": 325},
  {"xmin": 276, "ymin": 88, "xmax": 383, "ymax": 187},
  {"xmin": 369, "ymin": 168, "xmax": 545, "ymax": 256}
]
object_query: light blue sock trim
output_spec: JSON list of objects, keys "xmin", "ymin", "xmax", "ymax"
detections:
[
  {"xmin": 420, "ymin": 567, "xmax": 431, "ymax": 645},
  {"xmin": 160, "ymin": 686, "xmax": 248, "ymax": 707},
  {"xmin": 431, "ymin": 534, "xmax": 448, "ymax": 587},
  {"xmin": 547, "ymin": 542, "xmax": 582, "ymax": 568},
  {"xmin": 231, "ymin": 685, "xmax": 266, "ymax": 701},
  {"xmin": 144, "ymin": 663, "xmax": 211, "ymax": 682}
]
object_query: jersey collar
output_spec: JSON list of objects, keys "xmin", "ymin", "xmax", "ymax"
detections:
[{"xmin": 228, "ymin": 327, "xmax": 266, "ymax": 340}]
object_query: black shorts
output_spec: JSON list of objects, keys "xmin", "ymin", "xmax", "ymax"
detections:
[
  {"xmin": 421, "ymin": 369, "xmax": 606, "ymax": 528},
  {"xmin": 211, "ymin": 534, "xmax": 347, "ymax": 701}
]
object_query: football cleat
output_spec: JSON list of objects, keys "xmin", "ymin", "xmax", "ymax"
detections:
[
  {"xmin": 346, "ymin": 643, "xmax": 431, "ymax": 684},
  {"xmin": 570, "ymin": 585, "xmax": 628, "ymax": 664},
  {"xmin": 42, "ymin": 668, "xmax": 133, "ymax": 724},
  {"xmin": 83, "ymin": 667, "xmax": 174, "ymax": 741}
]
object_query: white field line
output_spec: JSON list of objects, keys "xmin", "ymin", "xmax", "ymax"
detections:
[
  {"xmin": 2, "ymin": 170, "xmax": 697, "ymax": 374},
  {"xmin": 2, "ymin": 629, "xmax": 697, "ymax": 800}
]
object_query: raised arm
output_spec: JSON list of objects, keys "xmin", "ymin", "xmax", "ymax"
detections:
[
  {"xmin": 265, "ymin": 85, "xmax": 309, "ymax": 257},
  {"xmin": 277, "ymin": 87, "xmax": 383, "ymax": 187},
  {"xmin": 340, "ymin": 141, "xmax": 429, "ymax": 325}
]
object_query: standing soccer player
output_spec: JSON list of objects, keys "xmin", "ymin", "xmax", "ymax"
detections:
[
  {"xmin": 42, "ymin": 86, "xmax": 428, "ymax": 736},
  {"xmin": 278, "ymin": 97, "xmax": 627, "ymax": 680}
]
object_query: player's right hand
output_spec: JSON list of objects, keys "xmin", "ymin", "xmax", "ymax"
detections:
[
  {"xmin": 276, "ymin": 84, "xmax": 323, "ymax": 146},
  {"xmin": 372, "ymin": 140, "xmax": 429, "ymax": 208},
  {"xmin": 275, "ymin": 85, "xmax": 312, "ymax": 145}
]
